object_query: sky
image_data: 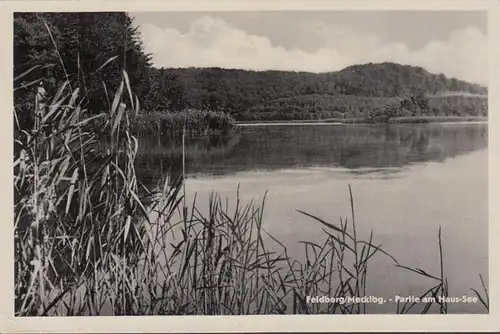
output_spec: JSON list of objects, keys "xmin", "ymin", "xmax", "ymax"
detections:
[{"xmin": 131, "ymin": 11, "xmax": 487, "ymax": 85}]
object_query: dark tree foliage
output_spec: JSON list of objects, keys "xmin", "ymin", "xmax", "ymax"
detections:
[
  {"xmin": 141, "ymin": 63, "xmax": 487, "ymax": 121},
  {"xmin": 239, "ymin": 92, "xmax": 486, "ymax": 122},
  {"xmin": 140, "ymin": 68, "xmax": 188, "ymax": 111},
  {"xmin": 14, "ymin": 12, "xmax": 152, "ymax": 124},
  {"xmin": 14, "ymin": 13, "xmax": 61, "ymax": 130},
  {"xmin": 333, "ymin": 63, "xmax": 486, "ymax": 97}
]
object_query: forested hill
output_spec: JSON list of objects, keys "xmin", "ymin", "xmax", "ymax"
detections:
[
  {"xmin": 141, "ymin": 63, "xmax": 487, "ymax": 119},
  {"xmin": 13, "ymin": 12, "xmax": 487, "ymax": 123},
  {"xmin": 332, "ymin": 63, "xmax": 486, "ymax": 96}
]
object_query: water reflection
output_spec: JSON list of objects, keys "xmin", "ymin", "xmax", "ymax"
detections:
[
  {"xmin": 135, "ymin": 134, "xmax": 242, "ymax": 186},
  {"xmin": 134, "ymin": 123, "xmax": 487, "ymax": 186}
]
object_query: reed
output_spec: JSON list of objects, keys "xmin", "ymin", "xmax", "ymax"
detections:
[
  {"xmin": 13, "ymin": 23, "xmax": 489, "ymax": 316},
  {"xmin": 130, "ymin": 110, "xmax": 237, "ymax": 138}
]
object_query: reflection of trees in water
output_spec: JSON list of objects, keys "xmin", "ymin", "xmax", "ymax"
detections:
[
  {"xmin": 135, "ymin": 124, "xmax": 487, "ymax": 185},
  {"xmin": 218, "ymin": 124, "xmax": 487, "ymax": 170},
  {"xmin": 135, "ymin": 134, "xmax": 242, "ymax": 188}
]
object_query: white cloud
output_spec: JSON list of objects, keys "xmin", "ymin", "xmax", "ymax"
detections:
[{"xmin": 138, "ymin": 16, "xmax": 487, "ymax": 86}]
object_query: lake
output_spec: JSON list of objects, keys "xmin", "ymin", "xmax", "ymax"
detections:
[{"xmin": 135, "ymin": 122, "xmax": 488, "ymax": 314}]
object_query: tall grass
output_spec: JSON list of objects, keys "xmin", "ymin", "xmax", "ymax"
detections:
[
  {"xmin": 131, "ymin": 110, "xmax": 236, "ymax": 138},
  {"xmin": 13, "ymin": 23, "xmax": 489, "ymax": 316}
]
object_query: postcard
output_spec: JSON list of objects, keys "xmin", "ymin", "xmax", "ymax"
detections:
[{"xmin": 1, "ymin": 0, "xmax": 498, "ymax": 332}]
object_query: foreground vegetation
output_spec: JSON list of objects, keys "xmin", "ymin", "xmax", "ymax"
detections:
[
  {"xmin": 14, "ymin": 70, "xmax": 490, "ymax": 316},
  {"xmin": 13, "ymin": 13, "xmax": 489, "ymax": 316}
]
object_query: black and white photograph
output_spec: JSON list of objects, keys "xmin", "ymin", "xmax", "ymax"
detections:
[{"xmin": 8, "ymin": 1, "xmax": 494, "ymax": 326}]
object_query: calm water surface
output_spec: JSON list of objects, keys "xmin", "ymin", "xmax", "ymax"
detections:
[{"xmin": 136, "ymin": 123, "xmax": 488, "ymax": 314}]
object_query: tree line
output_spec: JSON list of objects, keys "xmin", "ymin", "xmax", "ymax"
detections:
[{"xmin": 14, "ymin": 12, "xmax": 488, "ymax": 126}]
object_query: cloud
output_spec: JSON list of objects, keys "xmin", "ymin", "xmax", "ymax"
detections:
[{"xmin": 137, "ymin": 16, "xmax": 487, "ymax": 85}]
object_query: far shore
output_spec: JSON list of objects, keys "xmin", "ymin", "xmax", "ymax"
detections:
[{"xmin": 236, "ymin": 116, "xmax": 488, "ymax": 126}]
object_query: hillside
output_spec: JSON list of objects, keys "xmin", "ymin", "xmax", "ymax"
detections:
[
  {"xmin": 332, "ymin": 62, "xmax": 486, "ymax": 96},
  {"xmin": 141, "ymin": 62, "xmax": 487, "ymax": 121},
  {"xmin": 13, "ymin": 12, "xmax": 487, "ymax": 123}
]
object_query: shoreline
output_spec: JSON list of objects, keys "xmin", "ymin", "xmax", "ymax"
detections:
[{"xmin": 236, "ymin": 116, "xmax": 488, "ymax": 126}]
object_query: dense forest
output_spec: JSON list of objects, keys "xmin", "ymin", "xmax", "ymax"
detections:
[
  {"xmin": 241, "ymin": 93, "xmax": 488, "ymax": 121},
  {"xmin": 143, "ymin": 65, "xmax": 487, "ymax": 121},
  {"xmin": 14, "ymin": 12, "xmax": 488, "ymax": 125},
  {"xmin": 14, "ymin": 12, "xmax": 151, "ymax": 128}
]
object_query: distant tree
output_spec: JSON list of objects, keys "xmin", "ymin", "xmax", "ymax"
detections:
[
  {"xmin": 411, "ymin": 90, "xmax": 430, "ymax": 110},
  {"xmin": 400, "ymin": 98, "xmax": 414, "ymax": 112}
]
